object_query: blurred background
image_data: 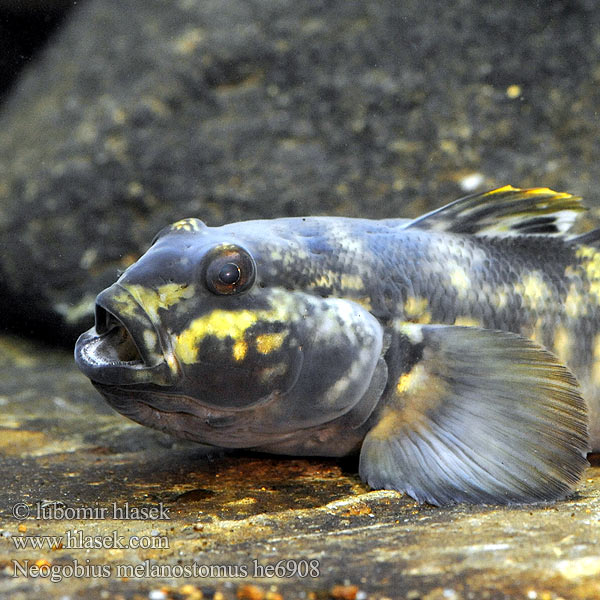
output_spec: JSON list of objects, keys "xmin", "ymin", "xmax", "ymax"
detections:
[{"xmin": 1, "ymin": 0, "xmax": 599, "ymax": 345}]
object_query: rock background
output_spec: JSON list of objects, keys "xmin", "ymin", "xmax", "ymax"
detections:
[{"xmin": 1, "ymin": 0, "xmax": 600, "ymax": 342}]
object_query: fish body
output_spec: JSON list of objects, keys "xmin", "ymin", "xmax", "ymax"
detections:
[{"xmin": 75, "ymin": 187, "xmax": 595, "ymax": 505}]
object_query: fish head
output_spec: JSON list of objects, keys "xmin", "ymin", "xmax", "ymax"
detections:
[{"xmin": 75, "ymin": 218, "xmax": 385, "ymax": 448}]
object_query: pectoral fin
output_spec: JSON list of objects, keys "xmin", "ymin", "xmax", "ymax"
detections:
[{"xmin": 359, "ymin": 324, "xmax": 589, "ymax": 505}]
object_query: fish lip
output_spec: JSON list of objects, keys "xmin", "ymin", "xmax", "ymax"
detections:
[{"xmin": 74, "ymin": 288, "xmax": 179, "ymax": 387}]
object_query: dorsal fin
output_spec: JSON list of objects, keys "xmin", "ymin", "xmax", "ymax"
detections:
[{"xmin": 405, "ymin": 186, "xmax": 585, "ymax": 236}]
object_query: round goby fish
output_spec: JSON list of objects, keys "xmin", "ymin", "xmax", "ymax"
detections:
[{"xmin": 75, "ymin": 186, "xmax": 596, "ymax": 506}]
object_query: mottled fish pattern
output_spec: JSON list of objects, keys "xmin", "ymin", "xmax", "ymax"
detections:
[{"xmin": 76, "ymin": 187, "xmax": 598, "ymax": 505}]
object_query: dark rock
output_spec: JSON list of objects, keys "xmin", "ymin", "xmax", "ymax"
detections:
[{"xmin": 1, "ymin": 0, "xmax": 600, "ymax": 342}]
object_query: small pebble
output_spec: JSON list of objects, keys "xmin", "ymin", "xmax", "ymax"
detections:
[
  {"xmin": 237, "ymin": 584, "xmax": 264, "ymax": 600},
  {"xmin": 330, "ymin": 585, "xmax": 359, "ymax": 600}
]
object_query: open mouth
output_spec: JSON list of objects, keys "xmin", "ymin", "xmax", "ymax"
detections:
[
  {"xmin": 93, "ymin": 305, "xmax": 145, "ymax": 366},
  {"xmin": 74, "ymin": 289, "xmax": 175, "ymax": 387}
]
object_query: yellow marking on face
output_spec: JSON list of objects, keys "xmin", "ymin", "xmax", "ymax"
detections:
[
  {"xmin": 111, "ymin": 292, "xmax": 138, "ymax": 319},
  {"xmin": 171, "ymin": 218, "xmax": 202, "ymax": 232},
  {"xmin": 117, "ymin": 283, "xmax": 196, "ymax": 322},
  {"xmin": 449, "ymin": 267, "xmax": 471, "ymax": 296},
  {"xmin": 522, "ymin": 273, "xmax": 545, "ymax": 301},
  {"xmin": 232, "ymin": 340, "xmax": 248, "ymax": 362},
  {"xmin": 282, "ymin": 247, "xmax": 309, "ymax": 267},
  {"xmin": 174, "ymin": 296, "xmax": 296, "ymax": 365},
  {"xmin": 340, "ymin": 274, "xmax": 365, "ymax": 291},
  {"xmin": 157, "ymin": 283, "xmax": 195, "ymax": 305},
  {"xmin": 255, "ymin": 332, "xmax": 287, "ymax": 355},
  {"xmin": 453, "ymin": 316, "xmax": 481, "ymax": 327},
  {"xmin": 553, "ymin": 325, "xmax": 572, "ymax": 365},
  {"xmin": 176, "ymin": 309, "xmax": 258, "ymax": 364},
  {"xmin": 589, "ymin": 261, "xmax": 600, "ymax": 281}
]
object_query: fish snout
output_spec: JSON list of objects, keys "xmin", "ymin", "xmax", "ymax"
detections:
[{"xmin": 74, "ymin": 287, "xmax": 177, "ymax": 387}]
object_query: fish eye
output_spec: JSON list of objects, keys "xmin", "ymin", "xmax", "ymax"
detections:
[
  {"xmin": 218, "ymin": 263, "xmax": 241, "ymax": 285},
  {"xmin": 205, "ymin": 245, "xmax": 255, "ymax": 295}
]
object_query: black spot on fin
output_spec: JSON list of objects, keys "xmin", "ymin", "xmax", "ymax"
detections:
[
  {"xmin": 359, "ymin": 325, "xmax": 589, "ymax": 506},
  {"xmin": 404, "ymin": 186, "xmax": 585, "ymax": 237}
]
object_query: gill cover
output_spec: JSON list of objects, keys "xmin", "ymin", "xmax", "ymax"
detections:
[{"xmin": 173, "ymin": 289, "xmax": 386, "ymax": 432}]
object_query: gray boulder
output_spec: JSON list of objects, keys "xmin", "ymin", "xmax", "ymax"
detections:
[{"xmin": 0, "ymin": 0, "xmax": 599, "ymax": 341}]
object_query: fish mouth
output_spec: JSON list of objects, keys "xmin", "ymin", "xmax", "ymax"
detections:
[{"xmin": 74, "ymin": 290, "xmax": 176, "ymax": 387}]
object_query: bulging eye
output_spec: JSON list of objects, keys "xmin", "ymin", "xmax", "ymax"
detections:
[
  {"xmin": 205, "ymin": 245, "xmax": 256, "ymax": 295},
  {"xmin": 218, "ymin": 263, "xmax": 240, "ymax": 285}
]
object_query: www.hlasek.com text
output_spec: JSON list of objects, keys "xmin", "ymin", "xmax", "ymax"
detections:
[{"xmin": 12, "ymin": 529, "xmax": 169, "ymax": 550}]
